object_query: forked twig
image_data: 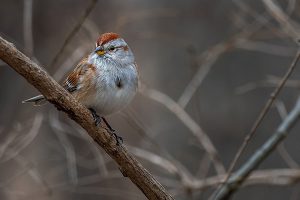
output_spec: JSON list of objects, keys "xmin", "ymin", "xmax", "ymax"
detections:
[
  {"xmin": 140, "ymin": 85, "xmax": 225, "ymax": 175},
  {"xmin": 212, "ymin": 50, "xmax": 300, "ymax": 199},
  {"xmin": 212, "ymin": 95, "xmax": 300, "ymax": 199}
]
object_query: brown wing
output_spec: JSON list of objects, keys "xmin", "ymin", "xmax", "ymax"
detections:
[{"xmin": 63, "ymin": 57, "xmax": 95, "ymax": 93}]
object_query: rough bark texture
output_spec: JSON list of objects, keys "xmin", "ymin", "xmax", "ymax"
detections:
[{"xmin": 0, "ymin": 36, "xmax": 174, "ymax": 200}]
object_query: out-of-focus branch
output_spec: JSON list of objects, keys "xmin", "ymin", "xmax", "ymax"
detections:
[
  {"xmin": 222, "ymin": 50, "xmax": 300, "ymax": 191},
  {"xmin": 0, "ymin": 36, "xmax": 174, "ymax": 200},
  {"xmin": 23, "ymin": 0, "xmax": 34, "ymax": 57},
  {"xmin": 262, "ymin": 0, "xmax": 300, "ymax": 42},
  {"xmin": 274, "ymin": 101, "xmax": 299, "ymax": 168},
  {"xmin": 177, "ymin": 9, "xmax": 272, "ymax": 108},
  {"xmin": 140, "ymin": 85, "xmax": 225, "ymax": 175},
  {"xmin": 0, "ymin": 114, "xmax": 43, "ymax": 162},
  {"xmin": 48, "ymin": 111, "xmax": 109, "ymax": 176},
  {"xmin": 188, "ymin": 168, "xmax": 300, "ymax": 191},
  {"xmin": 212, "ymin": 95, "xmax": 300, "ymax": 199},
  {"xmin": 178, "ymin": 0, "xmax": 297, "ymax": 109},
  {"xmin": 49, "ymin": 0, "xmax": 98, "ymax": 72},
  {"xmin": 235, "ymin": 75, "xmax": 300, "ymax": 94},
  {"xmin": 50, "ymin": 115, "xmax": 78, "ymax": 185},
  {"xmin": 235, "ymin": 39, "xmax": 296, "ymax": 57}
]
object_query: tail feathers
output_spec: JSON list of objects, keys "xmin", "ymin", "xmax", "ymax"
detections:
[{"xmin": 22, "ymin": 95, "xmax": 47, "ymax": 106}]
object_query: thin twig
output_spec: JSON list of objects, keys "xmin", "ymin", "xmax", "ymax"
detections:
[
  {"xmin": 262, "ymin": 0, "xmax": 300, "ymax": 42},
  {"xmin": 212, "ymin": 93, "xmax": 300, "ymax": 199},
  {"xmin": 49, "ymin": 0, "xmax": 97, "ymax": 72},
  {"xmin": 122, "ymin": 109, "xmax": 195, "ymax": 182},
  {"xmin": 177, "ymin": 10, "xmax": 272, "ymax": 108},
  {"xmin": 189, "ymin": 168, "xmax": 300, "ymax": 191},
  {"xmin": 140, "ymin": 85, "xmax": 225, "ymax": 175},
  {"xmin": 235, "ymin": 76, "xmax": 300, "ymax": 95},
  {"xmin": 47, "ymin": 111, "xmax": 109, "ymax": 176},
  {"xmin": 23, "ymin": 0, "xmax": 34, "ymax": 57},
  {"xmin": 235, "ymin": 39, "xmax": 296, "ymax": 57},
  {"xmin": 221, "ymin": 50, "xmax": 300, "ymax": 194},
  {"xmin": 127, "ymin": 145, "xmax": 180, "ymax": 175},
  {"xmin": 49, "ymin": 111, "xmax": 78, "ymax": 185},
  {"xmin": 274, "ymin": 101, "xmax": 299, "ymax": 168},
  {"xmin": 1, "ymin": 114, "xmax": 43, "ymax": 163}
]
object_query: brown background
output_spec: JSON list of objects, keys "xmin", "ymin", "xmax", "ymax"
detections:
[{"xmin": 1, "ymin": 0, "xmax": 300, "ymax": 199}]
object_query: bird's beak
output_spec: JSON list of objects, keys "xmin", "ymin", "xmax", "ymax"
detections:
[{"xmin": 95, "ymin": 46, "xmax": 105, "ymax": 56}]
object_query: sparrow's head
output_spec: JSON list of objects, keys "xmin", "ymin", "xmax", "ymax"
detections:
[{"xmin": 92, "ymin": 32, "xmax": 134, "ymax": 66}]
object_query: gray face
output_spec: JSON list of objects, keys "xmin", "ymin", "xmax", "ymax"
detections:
[{"xmin": 93, "ymin": 38, "xmax": 135, "ymax": 67}]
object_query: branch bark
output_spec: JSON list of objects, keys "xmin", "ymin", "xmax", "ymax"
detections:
[{"xmin": 0, "ymin": 36, "xmax": 174, "ymax": 200}]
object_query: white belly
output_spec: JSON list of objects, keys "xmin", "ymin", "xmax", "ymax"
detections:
[
  {"xmin": 86, "ymin": 65, "xmax": 138, "ymax": 116},
  {"xmin": 93, "ymin": 83, "xmax": 136, "ymax": 115}
]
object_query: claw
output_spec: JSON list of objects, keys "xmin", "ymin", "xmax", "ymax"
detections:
[
  {"xmin": 102, "ymin": 117, "xmax": 122, "ymax": 145},
  {"xmin": 101, "ymin": 117, "xmax": 115, "ymax": 132},
  {"xmin": 89, "ymin": 109, "xmax": 122, "ymax": 145},
  {"xmin": 89, "ymin": 108, "xmax": 101, "ymax": 126},
  {"xmin": 113, "ymin": 132, "xmax": 123, "ymax": 145}
]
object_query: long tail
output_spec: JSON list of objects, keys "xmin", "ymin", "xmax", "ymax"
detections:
[{"xmin": 22, "ymin": 95, "xmax": 47, "ymax": 106}]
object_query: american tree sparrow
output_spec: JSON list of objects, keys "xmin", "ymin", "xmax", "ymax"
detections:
[{"xmin": 23, "ymin": 32, "xmax": 139, "ymax": 144}]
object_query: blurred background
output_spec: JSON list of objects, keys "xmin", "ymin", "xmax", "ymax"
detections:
[{"xmin": 1, "ymin": 0, "xmax": 300, "ymax": 199}]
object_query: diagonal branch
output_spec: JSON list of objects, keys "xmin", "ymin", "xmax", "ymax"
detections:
[
  {"xmin": 222, "ymin": 50, "xmax": 300, "ymax": 189},
  {"xmin": 140, "ymin": 85, "xmax": 225, "ymax": 175},
  {"xmin": 0, "ymin": 36, "xmax": 174, "ymax": 200},
  {"xmin": 211, "ymin": 95, "xmax": 300, "ymax": 199},
  {"xmin": 49, "ymin": 0, "xmax": 98, "ymax": 72}
]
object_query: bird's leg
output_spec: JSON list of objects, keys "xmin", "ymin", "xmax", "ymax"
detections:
[
  {"xmin": 101, "ymin": 117, "xmax": 115, "ymax": 132},
  {"xmin": 88, "ymin": 108, "xmax": 101, "ymax": 126},
  {"xmin": 101, "ymin": 117, "xmax": 123, "ymax": 145},
  {"xmin": 88, "ymin": 108, "xmax": 122, "ymax": 145}
]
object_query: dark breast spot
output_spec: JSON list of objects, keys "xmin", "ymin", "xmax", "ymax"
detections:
[{"xmin": 116, "ymin": 77, "xmax": 123, "ymax": 89}]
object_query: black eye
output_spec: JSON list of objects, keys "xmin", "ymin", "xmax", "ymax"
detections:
[{"xmin": 108, "ymin": 46, "xmax": 115, "ymax": 51}]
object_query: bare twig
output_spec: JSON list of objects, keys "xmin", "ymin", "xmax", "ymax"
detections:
[
  {"xmin": 212, "ymin": 95, "xmax": 300, "ymax": 199},
  {"xmin": 127, "ymin": 145, "xmax": 180, "ymax": 175},
  {"xmin": 53, "ymin": 46, "xmax": 87, "ymax": 81},
  {"xmin": 23, "ymin": 0, "xmax": 34, "ymax": 57},
  {"xmin": 262, "ymin": 0, "xmax": 300, "ymax": 42},
  {"xmin": 0, "ymin": 36, "xmax": 174, "ymax": 200},
  {"xmin": 235, "ymin": 39, "xmax": 296, "ymax": 57},
  {"xmin": 0, "ymin": 114, "xmax": 43, "ymax": 163},
  {"xmin": 274, "ymin": 101, "xmax": 299, "ymax": 168},
  {"xmin": 0, "ymin": 155, "xmax": 51, "ymax": 195},
  {"xmin": 47, "ymin": 110, "xmax": 109, "ymax": 176},
  {"xmin": 49, "ymin": 0, "xmax": 97, "ymax": 72},
  {"xmin": 188, "ymin": 168, "xmax": 300, "ymax": 191},
  {"xmin": 49, "ymin": 112, "xmax": 78, "ymax": 185},
  {"xmin": 122, "ymin": 110, "xmax": 196, "ymax": 183},
  {"xmin": 140, "ymin": 85, "xmax": 225, "ymax": 175},
  {"xmin": 277, "ymin": 143, "xmax": 299, "ymax": 168},
  {"xmin": 177, "ymin": 42, "xmax": 228, "ymax": 108},
  {"xmin": 221, "ymin": 50, "xmax": 300, "ymax": 192},
  {"xmin": 235, "ymin": 76, "xmax": 300, "ymax": 94},
  {"xmin": 177, "ymin": 10, "xmax": 272, "ymax": 108}
]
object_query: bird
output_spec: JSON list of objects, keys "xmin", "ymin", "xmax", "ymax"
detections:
[{"xmin": 23, "ymin": 32, "xmax": 139, "ymax": 144}]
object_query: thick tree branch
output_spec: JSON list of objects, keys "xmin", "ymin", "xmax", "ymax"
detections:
[{"xmin": 0, "ymin": 36, "xmax": 174, "ymax": 200}]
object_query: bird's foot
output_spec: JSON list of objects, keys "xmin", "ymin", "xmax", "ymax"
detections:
[
  {"xmin": 101, "ymin": 117, "xmax": 115, "ymax": 132},
  {"xmin": 102, "ymin": 117, "xmax": 123, "ymax": 145},
  {"xmin": 112, "ymin": 132, "xmax": 123, "ymax": 146},
  {"xmin": 88, "ymin": 109, "xmax": 123, "ymax": 145},
  {"xmin": 88, "ymin": 108, "xmax": 101, "ymax": 126}
]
